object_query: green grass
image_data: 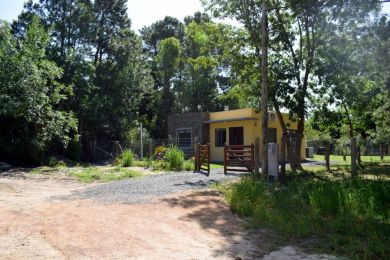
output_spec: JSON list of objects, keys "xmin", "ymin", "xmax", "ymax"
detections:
[
  {"xmin": 313, "ymin": 154, "xmax": 390, "ymax": 165},
  {"xmin": 28, "ymin": 164, "xmax": 142, "ymax": 183},
  {"xmin": 71, "ymin": 166, "xmax": 141, "ymax": 183},
  {"xmin": 217, "ymin": 165, "xmax": 390, "ymax": 259},
  {"xmin": 210, "ymin": 162, "xmax": 224, "ymax": 169}
]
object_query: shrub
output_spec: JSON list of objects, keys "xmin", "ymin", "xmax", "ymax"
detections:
[
  {"xmin": 222, "ymin": 176, "xmax": 390, "ymax": 258},
  {"xmin": 116, "ymin": 149, "xmax": 134, "ymax": 167},
  {"xmin": 152, "ymin": 146, "xmax": 167, "ymax": 160},
  {"xmin": 184, "ymin": 160, "xmax": 195, "ymax": 171},
  {"xmin": 46, "ymin": 156, "xmax": 66, "ymax": 168},
  {"xmin": 164, "ymin": 146, "xmax": 184, "ymax": 171}
]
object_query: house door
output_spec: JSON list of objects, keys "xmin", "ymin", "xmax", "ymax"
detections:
[{"xmin": 229, "ymin": 127, "xmax": 244, "ymax": 145}]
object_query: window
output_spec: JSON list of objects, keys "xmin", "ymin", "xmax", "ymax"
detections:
[
  {"xmin": 176, "ymin": 128, "xmax": 192, "ymax": 147},
  {"xmin": 268, "ymin": 128, "xmax": 277, "ymax": 143},
  {"xmin": 215, "ymin": 128, "xmax": 226, "ymax": 147}
]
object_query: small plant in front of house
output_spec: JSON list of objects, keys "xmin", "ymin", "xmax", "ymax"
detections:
[
  {"xmin": 164, "ymin": 146, "xmax": 184, "ymax": 171},
  {"xmin": 116, "ymin": 149, "xmax": 134, "ymax": 167},
  {"xmin": 184, "ymin": 159, "xmax": 195, "ymax": 171}
]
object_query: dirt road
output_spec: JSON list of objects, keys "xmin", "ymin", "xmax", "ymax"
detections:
[{"xmin": 0, "ymin": 173, "xmax": 258, "ymax": 259}]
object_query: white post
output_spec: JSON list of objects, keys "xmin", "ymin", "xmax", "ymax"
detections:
[{"xmin": 140, "ymin": 123, "xmax": 143, "ymax": 159}]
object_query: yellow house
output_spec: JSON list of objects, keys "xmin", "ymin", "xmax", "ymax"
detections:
[{"xmin": 204, "ymin": 108, "xmax": 306, "ymax": 162}]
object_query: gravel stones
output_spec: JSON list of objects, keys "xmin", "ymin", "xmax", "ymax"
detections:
[{"xmin": 77, "ymin": 170, "xmax": 242, "ymax": 204}]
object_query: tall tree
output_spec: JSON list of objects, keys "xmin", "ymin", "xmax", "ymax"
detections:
[{"xmin": 0, "ymin": 18, "xmax": 77, "ymax": 164}]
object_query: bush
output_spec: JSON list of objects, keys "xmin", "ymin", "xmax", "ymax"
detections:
[
  {"xmin": 184, "ymin": 160, "xmax": 195, "ymax": 171},
  {"xmin": 116, "ymin": 149, "xmax": 134, "ymax": 167},
  {"xmin": 164, "ymin": 146, "xmax": 184, "ymax": 171},
  {"xmin": 46, "ymin": 156, "xmax": 66, "ymax": 168},
  {"xmin": 222, "ymin": 176, "xmax": 390, "ymax": 258}
]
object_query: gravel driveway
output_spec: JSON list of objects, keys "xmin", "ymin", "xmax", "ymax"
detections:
[{"xmin": 77, "ymin": 170, "xmax": 243, "ymax": 204}]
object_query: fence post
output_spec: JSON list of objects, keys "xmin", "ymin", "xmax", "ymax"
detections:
[
  {"xmin": 224, "ymin": 144, "xmax": 227, "ymax": 174},
  {"xmin": 351, "ymin": 137, "xmax": 357, "ymax": 177},
  {"xmin": 92, "ymin": 141, "xmax": 96, "ymax": 162},
  {"xmin": 207, "ymin": 143, "xmax": 210, "ymax": 175},
  {"xmin": 149, "ymin": 139, "xmax": 153, "ymax": 158},
  {"xmin": 255, "ymin": 138, "xmax": 260, "ymax": 174},
  {"xmin": 195, "ymin": 143, "xmax": 200, "ymax": 172},
  {"xmin": 380, "ymin": 143, "xmax": 384, "ymax": 160},
  {"xmin": 251, "ymin": 143, "xmax": 255, "ymax": 173},
  {"xmin": 114, "ymin": 141, "xmax": 120, "ymax": 157},
  {"xmin": 280, "ymin": 135, "xmax": 286, "ymax": 177}
]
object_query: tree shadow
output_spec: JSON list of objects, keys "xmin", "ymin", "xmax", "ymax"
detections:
[{"xmin": 161, "ymin": 190, "xmax": 264, "ymax": 258}]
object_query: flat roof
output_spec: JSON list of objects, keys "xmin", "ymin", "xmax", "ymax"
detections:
[{"xmin": 203, "ymin": 117, "xmax": 258, "ymax": 124}]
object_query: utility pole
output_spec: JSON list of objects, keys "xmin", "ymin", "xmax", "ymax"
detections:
[{"xmin": 261, "ymin": 1, "xmax": 269, "ymax": 177}]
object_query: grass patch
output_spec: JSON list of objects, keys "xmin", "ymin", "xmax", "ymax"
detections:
[
  {"xmin": 210, "ymin": 162, "xmax": 224, "ymax": 169},
  {"xmin": 313, "ymin": 155, "xmax": 390, "ymax": 165},
  {"xmin": 219, "ymin": 169, "xmax": 390, "ymax": 259},
  {"xmin": 71, "ymin": 166, "xmax": 141, "ymax": 183}
]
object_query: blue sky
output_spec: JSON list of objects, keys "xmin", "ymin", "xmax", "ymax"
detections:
[{"xmin": 0, "ymin": 0, "xmax": 389, "ymax": 32}]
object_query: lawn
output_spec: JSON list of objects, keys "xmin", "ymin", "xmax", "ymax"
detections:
[
  {"xmin": 216, "ymin": 163, "xmax": 390, "ymax": 259},
  {"xmin": 313, "ymin": 154, "xmax": 390, "ymax": 165}
]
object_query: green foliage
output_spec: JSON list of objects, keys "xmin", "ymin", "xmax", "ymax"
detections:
[
  {"xmin": 223, "ymin": 176, "xmax": 390, "ymax": 258},
  {"xmin": 183, "ymin": 160, "xmax": 195, "ymax": 171},
  {"xmin": 164, "ymin": 146, "xmax": 185, "ymax": 171},
  {"xmin": 116, "ymin": 150, "xmax": 134, "ymax": 167},
  {"xmin": 46, "ymin": 156, "xmax": 66, "ymax": 168},
  {"xmin": 0, "ymin": 18, "xmax": 77, "ymax": 164},
  {"xmin": 72, "ymin": 166, "xmax": 141, "ymax": 183}
]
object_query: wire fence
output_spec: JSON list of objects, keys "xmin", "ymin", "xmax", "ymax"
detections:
[
  {"xmin": 306, "ymin": 139, "xmax": 390, "ymax": 157},
  {"xmin": 88, "ymin": 138, "xmax": 198, "ymax": 162}
]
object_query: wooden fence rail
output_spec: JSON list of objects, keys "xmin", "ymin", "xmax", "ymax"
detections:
[
  {"xmin": 224, "ymin": 144, "xmax": 255, "ymax": 174},
  {"xmin": 195, "ymin": 143, "xmax": 210, "ymax": 174}
]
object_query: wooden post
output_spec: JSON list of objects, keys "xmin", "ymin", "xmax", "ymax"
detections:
[
  {"xmin": 148, "ymin": 139, "xmax": 153, "ymax": 158},
  {"xmin": 224, "ymin": 144, "xmax": 227, "ymax": 174},
  {"xmin": 325, "ymin": 142, "xmax": 331, "ymax": 172},
  {"xmin": 255, "ymin": 138, "xmax": 260, "ymax": 174},
  {"xmin": 207, "ymin": 143, "xmax": 210, "ymax": 175},
  {"xmin": 251, "ymin": 144, "xmax": 255, "ymax": 173},
  {"xmin": 92, "ymin": 141, "xmax": 96, "ymax": 162},
  {"xmin": 351, "ymin": 137, "xmax": 357, "ymax": 177},
  {"xmin": 280, "ymin": 135, "xmax": 286, "ymax": 177},
  {"xmin": 380, "ymin": 143, "xmax": 384, "ymax": 161},
  {"xmin": 114, "ymin": 141, "xmax": 120, "ymax": 157},
  {"xmin": 195, "ymin": 143, "xmax": 200, "ymax": 172}
]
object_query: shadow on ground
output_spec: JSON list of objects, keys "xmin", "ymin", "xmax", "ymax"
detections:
[{"xmin": 161, "ymin": 190, "xmax": 268, "ymax": 258}]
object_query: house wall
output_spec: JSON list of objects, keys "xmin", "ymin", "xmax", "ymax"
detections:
[{"xmin": 208, "ymin": 108, "xmax": 306, "ymax": 162}]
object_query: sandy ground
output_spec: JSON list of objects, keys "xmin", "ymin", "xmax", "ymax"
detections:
[
  {"xmin": 0, "ymin": 172, "xmax": 337, "ymax": 260},
  {"xmin": 0, "ymin": 174, "xmax": 258, "ymax": 259}
]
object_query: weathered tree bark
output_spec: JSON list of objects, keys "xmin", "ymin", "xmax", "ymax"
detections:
[
  {"xmin": 357, "ymin": 146, "xmax": 362, "ymax": 167},
  {"xmin": 261, "ymin": 2, "xmax": 269, "ymax": 177}
]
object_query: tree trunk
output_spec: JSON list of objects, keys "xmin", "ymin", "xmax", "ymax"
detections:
[
  {"xmin": 357, "ymin": 146, "xmax": 362, "ymax": 167},
  {"xmin": 261, "ymin": 2, "xmax": 269, "ymax": 177},
  {"xmin": 380, "ymin": 143, "xmax": 384, "ymax": 161},
  {"xmin": 325, "ymin": 142, "xmax": 331, "ymax": 172}
]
